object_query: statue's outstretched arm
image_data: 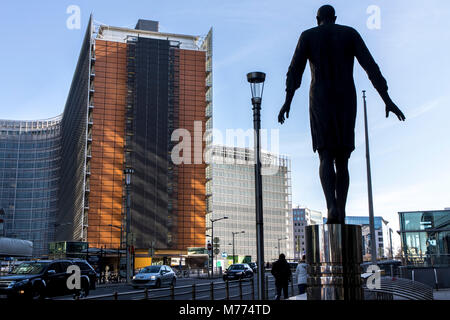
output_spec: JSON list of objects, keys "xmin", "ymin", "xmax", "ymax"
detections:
[
  {"xmin": 279, "ymin": 32, "xmax": 308, "ymax": 124},
  {"xmin": 354, "ymin": 31, "xmax": 405, "ymax": 121}
]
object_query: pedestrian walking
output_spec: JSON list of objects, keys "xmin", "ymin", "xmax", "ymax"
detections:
[
  {"xmin": 295, "ymin": 255, "xmax": 308, "ymax": 294},
  {"xmin": 271, "ymin": 253, "xmax": 292, "ymax": 300}
]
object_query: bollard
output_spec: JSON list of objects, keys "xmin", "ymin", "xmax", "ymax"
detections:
[
  {"xmin": 210, "ymin": 282, "xmax": 214, "ymax": 300},
  {"xmin": 251, "ymin": 277, "xmax": 255, "ymax": 300},
  {"xmin": 239, "ymin": 279, "xmax": 243, "ymax": 300},
  {"xmin": 225, "ymin": 280, "xmax": 230, "ymax": 300},
  {"xmin": 171, "ymin": 284, "xmax": 175, "ymax": 300},
  {"xmin": 144, "ymin": 288, "xmax": 148, "ymax": 300},
  {"xmin": 306, "ymin": 224, "xmax": 364, "ymax": 300},
  {"xmin": 192, "ymin": 284, "xmax": 196, "ymax": 300},
  {"xmin": 113, "ymin": 291, "xmax": 118, "ymax": 300},
  {"xmin": 434, "ymin": 268, "xmax": 439, "ymax": 290},
  {"xmin": 290, "ymin": 275, "xmax": 295, "ymax": 297},
  {"xmin": 265, "ymin": 275, "xmax": 269, "ymax": 300}
]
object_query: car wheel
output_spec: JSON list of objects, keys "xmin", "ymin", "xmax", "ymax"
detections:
[
  {"xmin": 155, "ymin": 279, "xmax": 161, "ymax": 288},
  {"xmin": 80, "ymin": 280, "xmax": 90, "ymax": 298},
  {"xmin": 30, "ymin": 284, "xmax": 44, "ymax": 300}
]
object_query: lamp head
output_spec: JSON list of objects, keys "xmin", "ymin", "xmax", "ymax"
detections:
[
  {"xmin": 247, "ymin": 71, "xmax": 266, "ymax": 101},
  {"xmin": 124, "ymin": 168, "xmax": 135, "ymax": 185}
]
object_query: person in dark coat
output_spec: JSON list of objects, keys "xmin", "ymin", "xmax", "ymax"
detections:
[
  {"xmin": 278, "ymin": 5, "xmax": 405, "ymax": 224},
  {"xmin": 271, "ymin": 253, "xmax": 292, "ymax": 300}
]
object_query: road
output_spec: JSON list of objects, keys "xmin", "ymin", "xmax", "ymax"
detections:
[{"xmin": 53, "ymin": 274, "xmax": 300, "ymax": 300}]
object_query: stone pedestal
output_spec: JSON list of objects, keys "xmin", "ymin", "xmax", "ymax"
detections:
[{"xmin": 305, "ymin": 224, "xmax": 364, "ymax": 300}]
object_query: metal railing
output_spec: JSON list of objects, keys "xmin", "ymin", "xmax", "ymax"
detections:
[
  {"xmin": 81, "ymin": 274, "xmax": 299, "ymax": 301},
  {"xmin": 363, "ymin": 276, "xmax": 434, "ymax": 300}
]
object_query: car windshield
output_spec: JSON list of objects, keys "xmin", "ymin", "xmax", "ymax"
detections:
[
  {"xmin": 228, "ymin": 264, "xmax": 245, "ymax": 271},
  {"xmin": 140, "ymin": 266, "xmax": 161, "ymax": 273},
  {"xmin": 11, "ymin": 262, "xmax": 49, "ymax": 275}
]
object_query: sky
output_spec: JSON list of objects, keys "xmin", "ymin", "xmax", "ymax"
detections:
[{"xmin": 1, "ymin": 0, "xmax": 449, "ymax": 250}]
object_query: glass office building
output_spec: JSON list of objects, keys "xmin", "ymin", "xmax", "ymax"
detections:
[
  {"xmin": 56, "ymin": 17, "xmax": 212, "ymax": 258},
  {"xmin": 0, "ymin": 117, "xmax": 61, "ymax": 257},
  {"xmin": 2, "ymin": 18, "xmax": 211, "ymax": 262},
  {"xmin": 207, "ymin": 146, "xmax": 293, "ymax": 266},
  {"xmin": 399, "ymin": 209, "xmax": 450, "ymax": 267},
  {"xmin": 323, "ymin": 216, "xmax": 395, "ymax": 259}
]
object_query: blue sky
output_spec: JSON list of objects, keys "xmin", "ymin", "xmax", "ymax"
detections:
[{"xmin": 1, "ymin": 0, "xmax": 449, "ymax": 248}]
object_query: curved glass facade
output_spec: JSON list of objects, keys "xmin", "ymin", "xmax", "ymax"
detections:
[
  {"xmin": 0, "ymin": 117, "xmax": 61, "ymax": 257},
  {"xmin": 399, "ymin": 210, "xmax": 450, "ymax": 267}
]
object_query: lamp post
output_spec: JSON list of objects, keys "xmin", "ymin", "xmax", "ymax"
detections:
[
  {"xmin": 277, "ymin": 237, "xmax": 288, "ymax": 257},
  {"xmin": 108, "ymin": 224, "xmax": 123, "ymax": 278},
  {"xmin": 0, "ymin": 208, "xmax": 5, "ymax": 237},
  {"xmin": 362, "ymin": 91, "xmax": 377, "ymax": 265},
  {"xmin": 247, "ymin": 71, "xmax": 266, "ymax": 300},
  {"xmin": 232, "ymin": 231, "xmax": 245, "ymax": 264},
  {"xmin": 209, "ymin": 216, "xmax": 228, "ymax": 277},
  {"xmin": 124, "ymin": 168, "xmax": 134, "ymax": 283}
]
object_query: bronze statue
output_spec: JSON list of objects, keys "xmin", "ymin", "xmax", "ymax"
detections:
[{"xmin": 278, "ymin": 5, "xmax": 405, "ymax": 224}]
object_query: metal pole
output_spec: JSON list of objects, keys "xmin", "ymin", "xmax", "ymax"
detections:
[
  {"xmin": 211, "ymin": 221, "xmax": 214, "ymax": 277},
  {"xmin": 252, "ymin": 97, "xmax": 265, "ymax": 300},
  {"xmin": 278, "ymin": 239, "xmax": 280, "ymax": 257},
  {"xmin": 232, "ymin": 233, "xmax": 235, "ymax": 264},
  {"xmin": 119, "ymin": 226, "xmax": 122, "ymax": 281},
  {"xmin": 126, "ymin": 183, "xmax": 131, "ymax": 283},
  {"xmin": 362, "ymin": 90, "xmax": 377, "ymax": 265}
]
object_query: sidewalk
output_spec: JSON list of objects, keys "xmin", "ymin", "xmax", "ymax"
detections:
[
  {"xmin": 434, "ymin": 289, "xmax": 450, "ymax": 300},
  {"xmin": 288, "ymin": 290, "xmax": 450, "ymax": 300},
  {"xmin": 288, "ymin": 293, "xmax": 307, "ymax": 300}
]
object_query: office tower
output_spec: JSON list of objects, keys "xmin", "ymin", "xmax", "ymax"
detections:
[
  {"xmin": 56, "ymin": 16, "xmax": 212, "ymax": 259},
  {"xmin": 0, "ymin": 117, "xmax": 61, "ymax": 257},
  {"xmin": 323, "ymin": 216, "xmax": 395, "ymax": 260},
  {"xmin": 208, "ymin": 145, "xmax": 293, "ymax": 265}
]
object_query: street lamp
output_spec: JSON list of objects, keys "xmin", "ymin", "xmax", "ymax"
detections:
[
  {"xmin": 108, "ymin": 224, "xmax": 123, "ymax": 277},
  {"xmin": 124, "ymin": 168, "xmax": 134, "ymax": 283},
  {"xmin": 247, "ymin": 71, "xmax": 266, "ymax": 300},
  {"xmin": 277, "ymin": 237, "xmax": 288, "ymax": 257},
  {"xmin": 0, "ymin": 208, "xmax": 5, "ymax": 237},
  {"xmin": 232, "ymin": 231, "xmax": 245, "ymax": 264},
  {"xmin": 209, "ymin": 216, "xmax": 228, "ymax": 277}
]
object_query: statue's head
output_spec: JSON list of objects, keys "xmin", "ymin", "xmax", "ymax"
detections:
[{"xmin": 316, "ymin": 5, "xmax": 337, "ymax": 26}]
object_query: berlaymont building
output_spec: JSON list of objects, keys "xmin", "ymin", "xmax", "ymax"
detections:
[{"xmin": 1, "ymin": 16, "xmax": 213, "ymax": 264}]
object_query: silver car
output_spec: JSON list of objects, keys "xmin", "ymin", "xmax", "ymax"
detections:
[{"xmin": 131, "ymin": 265, "xmax": 176, "ymax": 289}]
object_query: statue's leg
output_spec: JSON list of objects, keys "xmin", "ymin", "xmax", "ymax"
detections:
[
  {"xmin": 335, "ymin": 152, "xmax": 350, "ymax": 224},
  {"xmin": 318, "ymin": 150, "xmax": 338, "ymax": 222}
]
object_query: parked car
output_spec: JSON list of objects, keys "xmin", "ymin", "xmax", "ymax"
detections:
[
  {"xmin": 0, "ymin": 259, "xmax": 96, "ymax": 299},
  {"xmin": 248, "ymin": 262, "xmax": 257, "ymax": 272},
  {"xmin": 223, "ymin": 264, "xmax": 254, "ymax": 281},
  {"xmin": 131, "ymin": 265, "xmax": 176, "ymax": 289}
]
